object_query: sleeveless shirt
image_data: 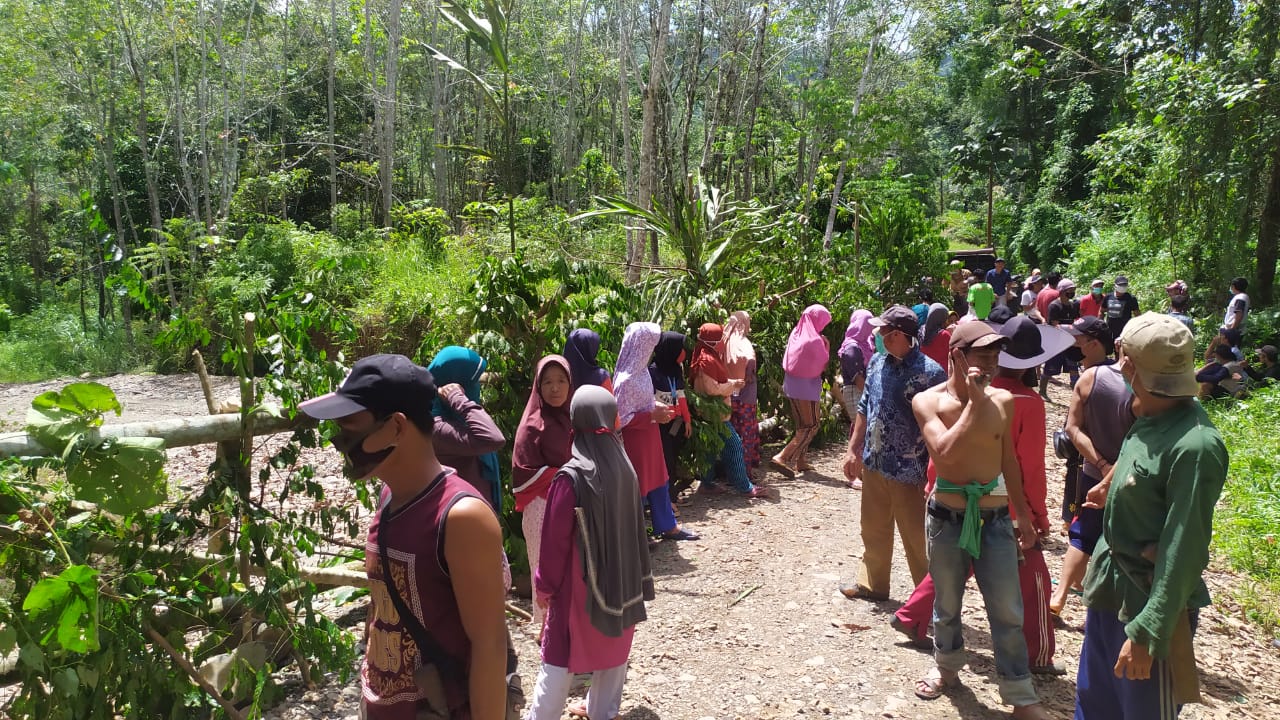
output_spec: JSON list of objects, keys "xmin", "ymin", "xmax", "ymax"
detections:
[
  {"xmin": 1081, "ymin": 363, "xmax": 1135, "ymax": 485},
  {"xmin": 362, "ymin": 471, "xmax": 483, "ymax": 720}
]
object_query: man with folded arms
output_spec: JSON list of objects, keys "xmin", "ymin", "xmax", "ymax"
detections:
[
  {"xmin": 909, "ymin": 322, "xmax": 1048, "ymax": 720},
  {"xmin": 1075, "ymin": 313, "xmax": 1227, "ymax": 719}
]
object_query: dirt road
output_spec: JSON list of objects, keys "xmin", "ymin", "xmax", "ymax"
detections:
[{"xmin": 3, "ymin": 374, "xmax": 1275, "ymax": 719}]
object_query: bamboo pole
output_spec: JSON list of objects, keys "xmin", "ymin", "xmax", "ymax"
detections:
[{"xmin": 0, "ymin": 412, "xmax": 302, "ymax": 458}]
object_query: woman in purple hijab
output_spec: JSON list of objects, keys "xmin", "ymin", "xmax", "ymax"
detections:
[{"xmin": 563, "ymin": 329, "xmax": 612, "ymax": 391}]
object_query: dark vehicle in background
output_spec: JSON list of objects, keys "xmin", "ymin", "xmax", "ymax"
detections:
[{"xmin": 948, "ymin": 247, "xmax": 997, "ymax": 276}]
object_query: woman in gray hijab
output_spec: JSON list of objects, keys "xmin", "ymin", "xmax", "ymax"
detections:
[{"xmin": 526, "ymin": 386, "xmax": 655, "ymax": 720}]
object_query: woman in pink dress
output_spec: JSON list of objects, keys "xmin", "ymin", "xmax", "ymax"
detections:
[{"xmin": 526, "ymin": 386, "xmax": 655, "ymax": 720}]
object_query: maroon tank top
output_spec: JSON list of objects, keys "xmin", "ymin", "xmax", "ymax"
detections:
[{"xmin": 361, "ymin": 471, "xmax": 481, "ymax": 719}]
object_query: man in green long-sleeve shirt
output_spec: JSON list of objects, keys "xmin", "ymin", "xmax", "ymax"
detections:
[{"xmin": 1075, "ymin": 313, "xmax": 1228, "ymax": 720}]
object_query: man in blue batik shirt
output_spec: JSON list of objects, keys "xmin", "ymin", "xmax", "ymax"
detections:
[{"xmin": 841, "ymin": 305, "xmax": 947, "ymax": 601}]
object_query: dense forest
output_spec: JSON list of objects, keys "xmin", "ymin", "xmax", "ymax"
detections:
[{"xmin": 2, "ymin": 0, "xmax": 1278, "ymax": 379}]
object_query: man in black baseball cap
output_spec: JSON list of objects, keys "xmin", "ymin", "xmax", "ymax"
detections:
[{"xmin": 299, "ymin": 354, "xmax": 509, "ymax": 720}]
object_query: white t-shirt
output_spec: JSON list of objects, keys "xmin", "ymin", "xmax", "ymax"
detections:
[
  {"xmin": 1223, "ymin": 292, "xmax": 1249, "ymax": 329},
  {"xmin": 1020, "ymin": 289, "xmax": 1037, "ymax": 308}
]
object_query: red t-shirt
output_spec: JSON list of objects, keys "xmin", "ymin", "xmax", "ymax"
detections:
[
  {"xmin": 1078, "ymin": 293, "xmax": 1103, "ymax": 318},
  {"xmin": 1035, "ymin": 288, "xmax": 1060, "ymax": 322},
  {"xmin": 991, "ymin": 376, "xmax": 1049, "ymax": 533}
]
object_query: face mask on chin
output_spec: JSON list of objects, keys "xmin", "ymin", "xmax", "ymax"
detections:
[{"xmin": 332, "ymin": 418, "xmax": 396, "ymax": 480}]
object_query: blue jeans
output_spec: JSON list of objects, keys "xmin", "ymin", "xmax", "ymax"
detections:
[
  {"xmin": 928, "ymin": 503, "xmax": 1039, "ymax": 707},
  {"xmin": 703, "ymin": 422, "xmax": 754, "ymax": 493}
]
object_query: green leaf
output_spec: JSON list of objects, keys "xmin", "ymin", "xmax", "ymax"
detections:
[
  {"xmin": 77, "ymin": 663, "xmax": 100, "ymax": 690},
  {"xmin": 0, "ymin": 625, "xmax": 17, "ymax": 653},
  {"xmin": 52, "ymin": 667, "xmax": 79, "ymax": 697},
  {"xmin": 31, "ymin": 382, "xmax": 122, "ymax": 419},
  {"xmin": 65, "ymin": 437, "xmax": 167, "ymax": 515},
  {"xmin": 330, "ymin": 586, "xmax": 369, "ymax": 606},
  {"xmin": 17, "ymin": 643, "xmax": 45, "ymax": 673},
  {"xmin": 23, "ymin": 575, "xmax": 73, "ymax": 614},
  {"xmin": 25, "ymin": 382, "xmax": 122, "ymax": 451},
  {"xmin": 57, "ymin": 596, "xmax": 97, "ymax": 652}
]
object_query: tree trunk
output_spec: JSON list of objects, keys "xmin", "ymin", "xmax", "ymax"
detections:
[
  {"xmin": 618, "ymin": 0, "xmax": 637, "ymax": 281},
  {"xmin": 1257, "ymin": 139, "xmax": 1280, "ymax": 304},
  {"xmin": 641, "ymin": 0, "xmax": 673, "ymax": 268},
  {"xmin": 822, "ymin": 7, "xmax": 883, "ymax": 251},
  {"xmin": 169, "ymin": 18, "xmax": 202, "ymax": 228},
  {"xmin": 327, "ymin": 0, "xmax": 339, "ymax": 212},
  {"xmin": 678, "ymin": 0, "xmax": 707, "ymax": 185},
  {"xmin": 740, "ymin": 2, "xmax": 769, "ymax": 200},
  {"xmin": 380, "ymin": 0, "xmax": 402, "ymax": 228},
  {"xmin": 197, "ymin": 0, "xmax": 215, "ymax": 227},
  {"xmin": 117, "ymin": 0, "xmax": 177, "ymax": 307}
]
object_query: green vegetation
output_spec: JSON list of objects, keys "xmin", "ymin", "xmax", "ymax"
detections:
[
  {"xmin": 1205, "ymin": 386, "xmax": 1280, "ymax": 632},
  {"xmin": 1, "ymin": 0, "xmax": 1279, "ymax": 713}
]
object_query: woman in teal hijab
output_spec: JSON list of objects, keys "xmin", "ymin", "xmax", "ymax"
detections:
[{"xmin": 427, "ymin": 346, "xmax": 506, "ymax": 509}]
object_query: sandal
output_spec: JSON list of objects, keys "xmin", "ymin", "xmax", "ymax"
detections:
[
  {"xmin": 661, "ymin": 528, "xmax": 700, "ymax": 541},
  {"xmin": 847, "ymin": 478, "xmax": 863, "ymax": 490},
  {"xmin": 914, "ymin": 668, "xmax": 960, "ymax": 700},
  {"xmin": 839, "ymin": 583, "xmax": 889, "ymax": 601},
  {"xmin": 769, "ymin": 454, "xmax": 797, "ymax": 477},
  {"xmin": 742, "ymin": 486, "xmax": 772, "ymax": 499}
]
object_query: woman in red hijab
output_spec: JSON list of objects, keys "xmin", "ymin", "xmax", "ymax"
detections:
[
  {"xmin": 689, "ymin": 324, "xmax": 770, "ymax": 498},
  {"xmin": 512, "ymin": 355, "xmax": 574, "ymax": 626}
]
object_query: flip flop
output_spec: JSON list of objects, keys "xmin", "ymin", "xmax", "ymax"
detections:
[
  {"xmin": 839, "ymin": 583, "xmax": 889, "ymax": 601},
  {"xmin": 914, "ymin": 669, "xmax": 960, "ymax": 700},
  {"xmin": 661, "ymin": 528, "xmax": 700, "ymax": 541},
  {"xmin": 847, "ymin": 477, "xmax": 863, "ymax": 490},
  {"xmin": 769, "ymin": 454, "xmax": 797, "ymax": 477}
]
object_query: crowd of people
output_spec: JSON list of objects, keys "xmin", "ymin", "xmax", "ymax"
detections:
[{"xmin": 290, "ymin": 259, "xmax": 1269, "ymax": 719}]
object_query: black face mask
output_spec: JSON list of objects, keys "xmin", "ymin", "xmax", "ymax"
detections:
[
  {"xmin": 1064, "ymin": 346, "xmax": 1085, "ymax": 363},
  {"xmin": 331, "ymin": 417, "xmax": 395, "ymax": 480}
]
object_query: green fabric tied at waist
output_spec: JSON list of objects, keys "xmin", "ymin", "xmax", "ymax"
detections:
[{"xmin": 935, "ymin": 477, "xmax": 1001, "ymax": 558}]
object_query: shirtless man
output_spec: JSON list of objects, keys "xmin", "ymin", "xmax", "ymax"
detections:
[{"xmin": 910, "ymin": 322, "xmax": 1049, "ymax": 720}]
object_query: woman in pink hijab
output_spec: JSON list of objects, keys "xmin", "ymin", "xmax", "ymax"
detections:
[
  {"xmin": 837, "ymin": 309, "xmax": 875, "ymax": 423},
  {"xmin": 772, "ymin": 304, "xmax": 832, "ymax": 475}
]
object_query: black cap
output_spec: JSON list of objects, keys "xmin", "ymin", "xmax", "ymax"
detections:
[
  {"xmin": 1114, "ymin": 275, "xmax": 1129, "ymax": 287},
  {"xmin": 1064, "ymin": 316, "xmax": 1113, "ymax": 346},
  {"xmin": 986, "ymin": 305, "xmax": 1015, "ymax": 325},
  {"xmin": 869, "ymin": 305, "xmax": 919, "ymax": 338},
  {"xmin": 299, "ymin": 354, "xmax": 437, "ymax": 422}
]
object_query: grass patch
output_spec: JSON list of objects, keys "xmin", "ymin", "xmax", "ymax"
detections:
[
  {"xmin": 0, "ymin": 304, "xmax": 150, "ymax": 383},
  {"xmin": 1204, "ymin": 386, "xmax": 1280, "ymax": 632}
]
